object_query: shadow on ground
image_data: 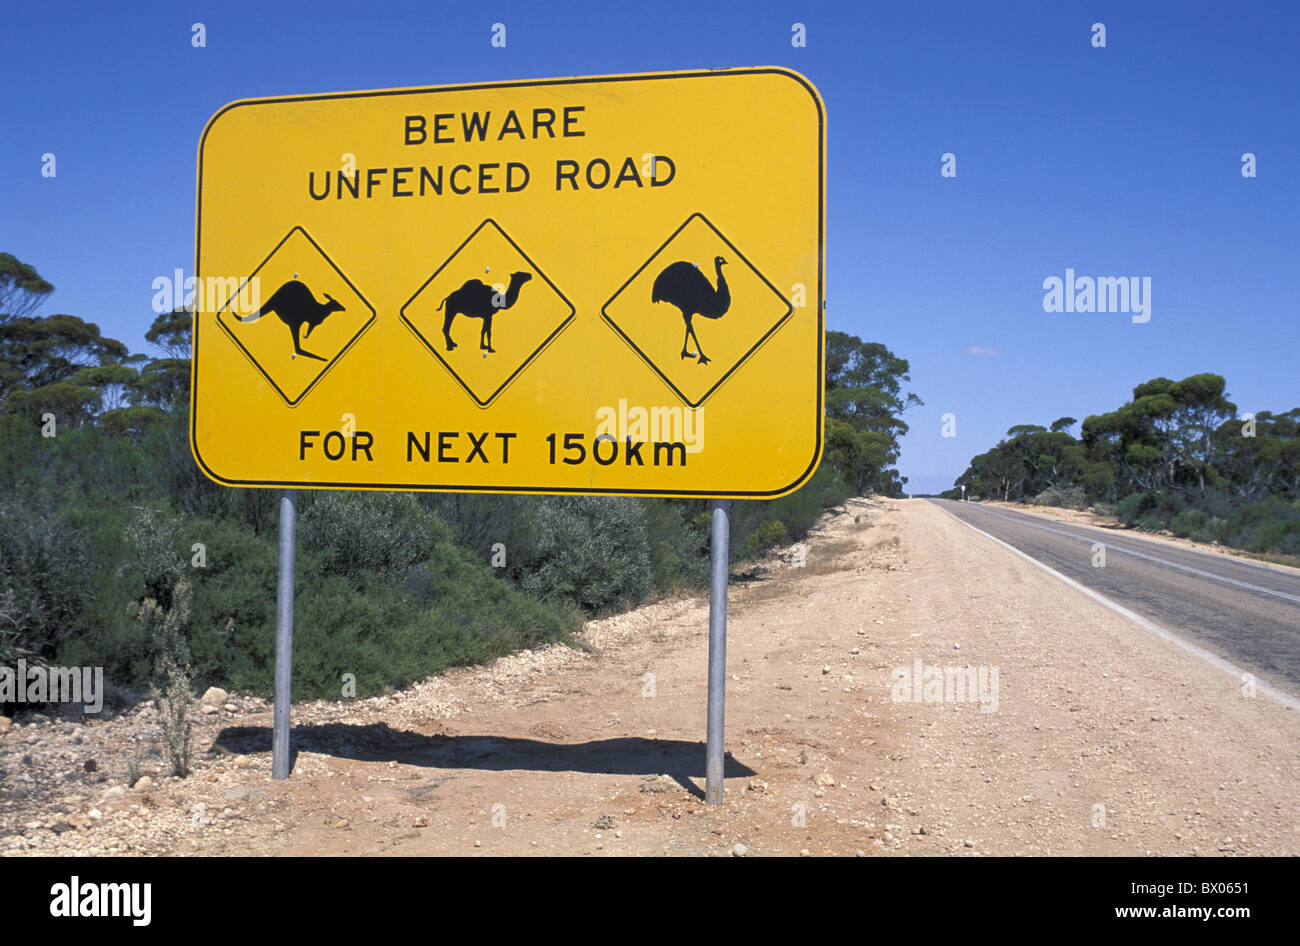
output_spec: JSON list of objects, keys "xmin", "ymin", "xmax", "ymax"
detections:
[{"xmin": 211, "ymin": 723, "xmax": 755, "ymax": 799}]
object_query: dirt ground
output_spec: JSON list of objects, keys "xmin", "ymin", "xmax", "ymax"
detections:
[{"xmin": 3, "ymin": 497, "xmax": 1297, "ymax": 856}]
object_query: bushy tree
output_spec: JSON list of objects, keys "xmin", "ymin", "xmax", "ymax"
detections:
[
  {"xmin": 821, "ymin": 331, "xmax": 920, "ymax": 496},
  {"xmin": 0, "ymin": 252, "xmax": 54, "ymax": 321},
  {"xmin": 1083, "ymin": 374, "xmax": 1236, "ymax": 497},
  {"xmin": 951, "ymin": 373, "xmax": 1298, "ymax": 555}
]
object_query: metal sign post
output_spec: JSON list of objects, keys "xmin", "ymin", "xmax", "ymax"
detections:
[
  {"xmin": 705, "ymin": 498, "xmax": 731, "ymax": 805},
  {"xmin": 271, "ymin": 489, "xmax": 297, "ymax": 779}
]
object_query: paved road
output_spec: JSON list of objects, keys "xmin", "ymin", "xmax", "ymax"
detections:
[{"xmin": 929, "ymin": 499, "xmax": 1300, "ymax": 695}]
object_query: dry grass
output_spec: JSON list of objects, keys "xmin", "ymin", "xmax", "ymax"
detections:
[{"xmin": 730, "ymin": 538, "xmax": 870, "ymax": 609}]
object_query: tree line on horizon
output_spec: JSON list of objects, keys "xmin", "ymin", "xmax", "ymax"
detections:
[{"xmin": 944, "ymin": 373, "xmax": 1300, "ymax": 555}]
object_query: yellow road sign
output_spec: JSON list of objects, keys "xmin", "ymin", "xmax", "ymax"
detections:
[{"xmin": 192, "ymin": 68, "xmax": 824, "ymax": 497}]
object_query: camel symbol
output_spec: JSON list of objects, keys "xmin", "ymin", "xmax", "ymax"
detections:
[
  {"xmin": 234, "ymin": 279, "xmax": 343, "ymax": 362},
  {"xmin": 438, "ymin": 271, "xmax": 533, "ymax": 354},
  {"xmin": 651, "ymin": 257, "xmax": 730, "ymax": 366}
]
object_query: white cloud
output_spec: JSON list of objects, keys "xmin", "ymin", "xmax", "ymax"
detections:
[{"xmin": 959, "ymin": 345, "xmax": 1003, "ymax": 357}]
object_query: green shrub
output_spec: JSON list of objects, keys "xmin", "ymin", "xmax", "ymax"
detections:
[
  {"xmin": 2, "ymin": 490, "xmax": 572, "ymax": 701},
  {"xmin": 1103, "ymin": 491, "xmax": 1300, "ymax": 556},
  {"xmin": 0, "ymin": 590, "xmax": 23, "ymax": 668},
  {"xmin": 1170, "ymin": 509, "xmax": 1209, "ymax": 538},
  {"xmin": 1137, "ymin": 511, "xmax": 1169, "ymax": 532},
  {"xmin": 514, "ymin": 497, "xmax": 652, "ymax": 614},
  {"xmin": 641, "ymin": 498, "xmax": 709, "ymax": 592},
  {"xmin": 0, "ymin": 495, "xmax": 92, "ymax": 661},
  {"xmin": 299, "ymin": 492, "xmax": 437, "ymax": 580},
  {"xmin": 729, "ymin": 465, "xmax": 850, "ymax": 562},
  {"xmin": 1032, "ymin": 485, "xmax": 1086, "ymax": 509},
  {"xmin": 1115, "ymin": 492, "xmax": 1151, "ymax": 526},
  {"xmin": 421, "ymin": 493, "xmax": 540, "ymax": 571},
  {"xmin": 145, "ymin": 576, "xmax": 194, "ymax": 778},
  {"xmin": 1155, "ymin": 489, "xmax": 1188, "ymax": 516},
  {"xmin": 763, "ymin": 465, "xmax": 852, "ymax": 533},
  {"xmin": 125, "ymin": 506, "xmax": 184, "ymax": 605},
  {"xmin": 184, "ymin": 515, "xmax": 579, "ymax": 700},
  {"xmin": 746, "ymin": 519, "xmax": 788, "ymax": 555}
]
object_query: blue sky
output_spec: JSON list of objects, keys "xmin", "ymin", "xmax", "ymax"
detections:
[{"xmin": 3, "ymin": 0, "xmax": 1297, "ymax": 494}]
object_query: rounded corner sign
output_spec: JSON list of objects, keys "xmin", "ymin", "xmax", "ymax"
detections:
[{"xmin": 192, "ymin": 67, "xmax": 825, "ymax": 498}]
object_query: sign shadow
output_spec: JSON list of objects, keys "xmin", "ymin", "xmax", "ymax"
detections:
[{"xmin": 212, "ymin": 723, "xmax": 756, "ymax": 798}]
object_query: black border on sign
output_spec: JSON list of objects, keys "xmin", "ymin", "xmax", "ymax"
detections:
[
  {"xmin": 398, "ymin": 218, "xmax": 575, "ymax": 408},
  {"xmin": 600, "ymin": 212, "xmax": 794, "ymax": 409},
  {"xmin": 192, "ymin": 67, "xmax": 825, "ymax": 498},
  {"xmin": 214, "ymin": 226, "xmax": 377, "ymax": 407}
]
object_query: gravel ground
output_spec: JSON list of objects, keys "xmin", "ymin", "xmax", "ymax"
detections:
[{"xmin": 2, "ymin": 497, "xmax": 1295, "ymax": 856}]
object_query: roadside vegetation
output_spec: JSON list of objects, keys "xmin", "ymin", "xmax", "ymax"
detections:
[
  {"xmin": 0, "ymin": 254, "xmax": 919, "ymax": 705},
  {"xmin": 944, "ymin": 374, "xmax": 1300, "ymax": 556}
]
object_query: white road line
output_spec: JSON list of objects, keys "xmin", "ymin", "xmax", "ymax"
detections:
[
  {"xmin": 964, "ymin": 504, "xmax": 1300, "ymax": 605},
  {"xmin": 934, "ymin": 503, "xmax": 1300, "ymax": 713}
]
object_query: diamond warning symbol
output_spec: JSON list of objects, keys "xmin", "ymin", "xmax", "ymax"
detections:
[
  {"xmin": 601, "ymin": 213, "xmax": 794, "ymax": 408},
  {"xmin": 400, "ymin": 219, "xmax": 575, "ymax": 408},
  {"xmin": 216, "ymin": 226, "xmax": 375, "ymax": 406}
]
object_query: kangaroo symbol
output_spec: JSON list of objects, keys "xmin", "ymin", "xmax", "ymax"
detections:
[
  {"xmin": 438, "ymin": 271, "xmax": 532, "ymax": 354},
  {"xmin": 235, "ymin": 279, "xmax": 343, "ymax": 361}
]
